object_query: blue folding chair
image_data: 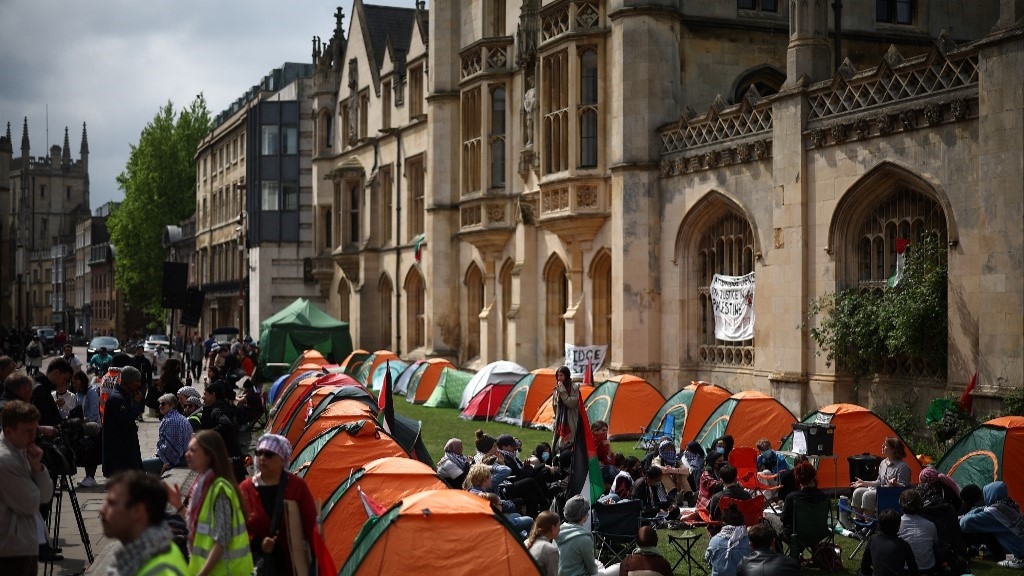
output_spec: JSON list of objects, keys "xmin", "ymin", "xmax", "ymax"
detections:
[
  {"xmin": 840, "ymin": 485, "xmax": 909, "ymax": 559},
  {"xmin": 636, "ymin": 414, "xmax": 675, "ymax": 451}
]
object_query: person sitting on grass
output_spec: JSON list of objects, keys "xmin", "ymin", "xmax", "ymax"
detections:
[
  {"xmin": 437, "ymin": 438, "xmax": 472, "ymax": 488},
  {"xmin": 524, "ymin": 510, "xmax": 560, "ymax": 576},
  {"xmin": 619, "ymin": 525, "xmax": 673, "ymax": 576},
  {"xmin": 556, "ymin": 496, "xmax": 619, "ymax": 576},
  {"xmin": 858, "ymin": 509, "xmax": 919, "ymax": 576},
  {"xmin": 737, "ymin": 523, "xmax": 800, "ymax": 576},
  {"xmin": 465, "ymin": 463, "xmax": 533, "ymax": 535},
  {"xmin": 896, "ymin": 489, "xmax": 939, "ymax": 574},
  {"xmin": 631, "ymin": 466, "xmax": 681, "ymax": 523},
  {"xmin": 959, "ymin": 480, "xmax": 1024, "ymax": 568},
  {"xmin": 705, "ymin": 504, "xmax": 751, "ymax": 576}
]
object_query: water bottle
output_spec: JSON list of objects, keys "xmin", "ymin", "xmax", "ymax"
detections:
[{"xmin": 838, "ymin": 495, "xmax": 854, "ymax": 530}]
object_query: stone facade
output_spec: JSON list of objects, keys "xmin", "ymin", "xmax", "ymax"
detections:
[{"xmin": 312, "ymin": 0, "xmax": 1022, "ymax": 415}]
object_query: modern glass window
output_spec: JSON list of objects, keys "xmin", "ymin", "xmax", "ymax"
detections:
[
  {"xmin": 261, "ymin": 181, "xmax": 280, "ymax": 211},
  {"xmin": 261, "ymin": 126, "xmax": 280, "ymax": 155},
  {"xmin": 282, "ymin": 126, "xmax": 298, "ymax": 155},
  {"xmin": 282, "ymin": 181, "xmax": 299, "ymax": 211}
]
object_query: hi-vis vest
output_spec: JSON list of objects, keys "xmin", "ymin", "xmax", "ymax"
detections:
[
  {"xmin": 137, "ymin": 543, "xmax": 188, "ymax": 576},
  {"xmin": 188, "ymin": 477, "xmax": 254, "ymax": 576}
]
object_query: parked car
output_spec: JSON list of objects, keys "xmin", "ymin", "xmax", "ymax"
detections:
[
  {"xmin": 212, "ymin": 327, "xmax": 240, "ymax": 346},
  {"xmin": 143, "ymin": 334, "xmax": 171, "ymax": 354},
  {"xmin": 87, "ymin": 336, "xmax": 121, "ymax": 358}
]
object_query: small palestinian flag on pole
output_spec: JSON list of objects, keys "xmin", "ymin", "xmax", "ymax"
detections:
[
  {"xmin": 888, "ymin": 238, "xmax": 911, "ymax": 288},
  {"xmin": 413, "ymin": 233, "xmax": 426, "ymax": 262},
  {"xmin": 378, "ymin": 361, "xmax": 395, "ymax": 435}
]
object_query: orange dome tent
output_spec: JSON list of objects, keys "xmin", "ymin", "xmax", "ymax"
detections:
[
  {"xmin": 644, "ymin": 381, "xmax": 733, "ymax": 446},
  {"xmin": 694, "ymin": 390, "xmax": 797, "ymax": 452},
  {"xmin": 339, "ymin": 349, "xmax": 371, "ymax": 376},
  {"xmin": 528, "ymin": 384, "xmax": 596, "ymax": 431},
  {"xmin": 353, "ymin": 350, "xmax": 401, "ymax": 386},
  {"xmin": 266, "ymin": 370, "xmax": 323, "ymax": 433},
  {"xmin": 583, "ymin": 375, "xmax": 666, "ymax": 440},
  {"xmin": 278, "ymin": 375, "xmax": 365, "ymax": 444},
  {"xmin": 493, "ymin": 369, "xmax": 557, "ymax": 427},
  {"xmin": 339, "ymin": 490, "xmax": 541, "ymax": 576},
  {"xmin": 290, "ymin": 420, "xmax": 409, "ymax": 503},
  {"xmin": 292, "ymin": 398, "xmax": 378, "ymax": 455},
  {"xmin": 322, "ymin": 458, "xmax": 446, "ymax": 568},
  {"xmin": 288, "ymin": 349, "xmax": 329, "ymax": 373},
  {"xmin": 781, "ymin": 403, "xmax": 922, "ymax": 490},
  {"xmin": 404, "ymin": 358, "xmax": 457, "ymax": 404}
]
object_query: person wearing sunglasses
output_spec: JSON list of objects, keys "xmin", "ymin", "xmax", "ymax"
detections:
[
  {"xmin": 141, "ymin": 394, "xmax": 191, "ymax": 475},
  {"xmin": 239, "ymin": 434, "xmax": 319, "ymax": 576}
]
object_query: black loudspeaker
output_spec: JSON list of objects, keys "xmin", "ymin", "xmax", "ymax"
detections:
[
  {"xmin": 161, "ymin": 262, "xmax": 189, "ymax": 309},
  {"xmin": 180, "ymin": 289, "xmax": 205, "ymax": 326}
]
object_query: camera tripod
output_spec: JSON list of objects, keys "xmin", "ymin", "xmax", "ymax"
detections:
[{"xmin": 43, "ymin": 473, "xmax": 93, "ymax": 575}]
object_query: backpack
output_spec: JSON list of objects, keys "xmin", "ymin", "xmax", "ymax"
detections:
[{"xmin": 26, "ymin": 343, "xmax": 41, "ymax": 358}]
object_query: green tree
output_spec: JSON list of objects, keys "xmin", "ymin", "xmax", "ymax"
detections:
[{"xmin": 110, "ymin": 96, "xmax": 210, "ymax": 313}]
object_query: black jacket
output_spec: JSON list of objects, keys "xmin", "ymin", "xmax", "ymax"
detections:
[
  {"xmin": 102, "ymin": 385, "xmax": 143, "ymax": 477},
  {"xmin": 737, "ymin": 550, "xmax": 801, "ymax": 576},
  {"xmin": 31, "ymin": 373, "xmax": 62, "ymax": 427},
  {"xmin": 200, "ymin": 400, "xmax": 241, "ymax": 457}
]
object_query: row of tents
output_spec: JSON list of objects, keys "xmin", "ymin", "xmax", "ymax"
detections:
[{"xmin": 263, "ymin": 348, "xmax": 1024, "ymax": 572}]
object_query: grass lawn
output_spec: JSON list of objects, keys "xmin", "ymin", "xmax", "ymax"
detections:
[{"xmin": 393, "ymin": 399, "xmax": 1018, "ymax": 575}]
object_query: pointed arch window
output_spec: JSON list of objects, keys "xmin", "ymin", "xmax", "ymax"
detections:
[
  {"xmin": 590, "ymin": 250, "xmax": 611, "ymax": 347},
  {"xmin": 579, "ymin": 48, "xmax": 599, "ymax": 168},
  {"xmin": 854, "ymin": 187, "xmax": 946, "ymax": 291},
  {"xmin": 694, "ymin": 210, "xmax": 755, "ymax": 366},
  {"xmin": 405, "ymin": 269, "xmax": 426, "ymax": 350}
]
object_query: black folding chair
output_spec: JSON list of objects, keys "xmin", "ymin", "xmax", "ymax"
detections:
[
  {"xmin": 592, "ymin": 500, "xmax": 643, "ymax": 564},
  {"xmin": 789, "ymin": 497, "xmax": 836, "ymax": 570}
]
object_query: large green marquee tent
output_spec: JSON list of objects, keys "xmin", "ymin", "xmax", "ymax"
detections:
[{"xmin": 258, "ymin": 298, "xmax": 353, "ymax": 378}]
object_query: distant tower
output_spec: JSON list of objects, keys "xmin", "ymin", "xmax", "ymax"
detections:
[{"xmin": 61, "ymin": 127, "xmax": 71, "ymax": 168}]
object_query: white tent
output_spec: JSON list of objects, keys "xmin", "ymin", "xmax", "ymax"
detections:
[{"xmin": 458, "ymin": 360, "xmax": 529, "ymax": 409}]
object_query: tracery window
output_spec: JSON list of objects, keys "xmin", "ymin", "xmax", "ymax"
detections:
[
  {"xmin": 855, "ymin": 187, "xmax": 945, "ymax": 291},
  {"xmin": 579, "ymin": 48, "xmax": 598, "ymax": 168},
  {"xmin": 696, "ymin": 211, "xmax": 755, "ymax": 365},
  {"xmin": 462, "ymin": 87, "xmax": 482, "ymax": 196},
  {"xmin": 543, "ymin": 50, "xmax": 569, "ymax": 174}
]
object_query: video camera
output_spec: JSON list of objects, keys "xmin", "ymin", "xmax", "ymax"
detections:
[{"xmin": 39, "ymin": 418, "xmax": 100, "ymax": 476}]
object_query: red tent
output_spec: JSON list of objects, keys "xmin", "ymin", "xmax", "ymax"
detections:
[{"xmin": 459, "ymin": 383, "xmax": 514, "ymax": 421}]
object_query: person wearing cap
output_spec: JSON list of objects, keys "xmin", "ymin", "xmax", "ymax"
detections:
[
  {"xmin": 141, "ymin": 394, "xmax": 192, "ymax": 475},
  {"xmin": 239, "ymin": 434, "xmax": 318, "ymax": 576},
  {"xmin": 102, "ymin": 365, "xmax": 144, "ymax": 478},
  {"xmin": 556, "ymin": 495, "xmax": 619, "ymax": 576},
  {"xmin": 495, "ymin": 433, "xmax": 552, "ymax": 516}
]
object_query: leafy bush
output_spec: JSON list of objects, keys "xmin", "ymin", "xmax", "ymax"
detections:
[
  {"xmin": 805, "ymin": 234, "xmax": 948, "ymax": 378},
  {"xmin": 1003, "ymin": 385, "xmax": 1024, "ymax": 416}
]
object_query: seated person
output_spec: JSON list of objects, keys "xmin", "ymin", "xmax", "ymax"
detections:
[
  {"xmin": 916, "ymin": 481, "xmax": 969, "ymax": 575},
  {"xmin": 682, "ymin": 441, "xmax": 706, "ymax": 479},
  {"xmin": 683, "ymin": 453, "xmax": 724, "ymax": 522},
  {"xmin": 619, "ymin": 526, "xmax": 673, "ymax": 576},
  {"xmin": 631, "ymin": 466, "xmax": 680, "ymax": 521},
  {"xmin": 959, "ymin": 480, "xmax": 1024, "ymax": 568},
  {"xmin": 705, "ymin": 505, "xmax": 751, "ymax": 576},
  {"xmin": 556, "ymin": 496, "xmax": 619, "ymax": 576},
  {"xmin": 494, "ymin": 434, "xmax": 550, "ymax": 517},
  {"xmin": 611, "ymin": 456, "xmax": 641, "ymax": 501},
  {"xmin": 779, "ymin": 461, "xmax": 829, "ymax": 556},
  {"xmin": 851, "ymin": 437, "xmax": 912, "ymax": 516},
  {"xmin": 524, "ymin": 510, "xmax": 560, "ymax": 576},
  {"xmin": 896, "ymin": 489, "xmax": 939, "ymax": 573},
  {"xmin": 708, "ymin": 464, "xmax": 752, "ymax": 522},
  {"xmin": 918, "ymin": 466, "xmax": 962, "ymax": 513},
  {"xmin": 755, "ymin": 437, "xmax": 790, "ymax": 475},
  {"xmin": 473, "ymin": 430, "xmax": 512, "ymax": 485},
  {"xmin": 465, "ymin": 463, "xmax": 533, "ymax": 535},
  {"xmin": 775, "ymin": 454, "xmax": 809, "ymax": 502},
  {"xmin": 858, "ymin": 509, "xmax": 919, "ymax": 576},
  {"xmin": 653, "ymin": 439, "xmax": 692, "ymax": 499},
  {"xmin": 590, "ymin": 420, "xmax": 618, "ymax": 484},
  {"xmin": 737, "ymin": 523, "xmax": 800, "ymax": 576},
  {"xmin": 959, "ymin": 483, "xmax": 984, "ymax": 515},
  {"xmin": 436, "ymin": 438, "xmax": 472, "ymax": 488}
]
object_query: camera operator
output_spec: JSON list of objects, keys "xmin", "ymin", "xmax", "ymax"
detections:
[
  {"xmin": 0, "ymin": 400, "xmax": 55, "ymax": 575},
  {"xmin": 31, "ymin": 358, "xmax": 74, "ymax": 428}
]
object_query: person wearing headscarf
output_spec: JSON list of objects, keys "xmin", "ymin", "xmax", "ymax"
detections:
[
  {"xmin": 239, "ymin": 434, "xmax": 318, "ymax": 576},
  {"xmin": 653, "ymin": 439, "xmax": 692, "ymax": 498},
  {"xmin": 705, "ymin": 504, "xmax": 751, "ymax": 576},
  {"xmin": 437, "ymin": 438, "xmax": 471, "ymax": 488},
  {"xmin": 960, "ymin": 481, "xmax": 1024, "ymax": 568},
  {"xmin": 918, "ymin": 465, "xmax": 962, "ymax": 511},
  {"xmin": 551, "ymin": 366, "xmax": 580, "ymax": 453},
  {"xmin": 682, "ymin": 441, "xmax": 706, "ymax": 477}
]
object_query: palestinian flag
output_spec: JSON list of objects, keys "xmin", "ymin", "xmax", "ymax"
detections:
[
  {"xmin": 888, "ymin": 238, "xmax": 910, "ymax": 288},
  {"xmin": 412, "ymin": 233, "xmax": 426, "ymax": 262},
  {"xmin": 958, "ymin": 372, "xmax": 977, "ymax": 414},
  {"xmin": 378, "ymin": 361, "xmax": 395, "ymax": 434},
  {"xmin": 569, "ymin": 398, "xmax": 605, "ymax": 506}
]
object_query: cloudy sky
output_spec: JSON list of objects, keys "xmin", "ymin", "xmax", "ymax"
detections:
[{"xmin": 0, "ymin": 0, "xmax": 408, "ymax": 209}]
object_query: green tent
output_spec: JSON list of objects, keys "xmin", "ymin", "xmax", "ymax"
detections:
[
  {"xmin": 422, "ymin": 367, "xmax": 474, "ymax": 408},
  {"xmin": 258, "ymin": 298, "xmax": 353, "ymax": 379}
]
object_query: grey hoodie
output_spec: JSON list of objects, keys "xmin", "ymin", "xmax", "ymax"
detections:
[{"xmin": 556, "ymin": 521, "xmax": 599, "ymax": 576}]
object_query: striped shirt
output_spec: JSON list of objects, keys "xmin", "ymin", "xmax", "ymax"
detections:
[{"xmin": 157, "ymin": 410, "xmax": 193, "ymax": 467}]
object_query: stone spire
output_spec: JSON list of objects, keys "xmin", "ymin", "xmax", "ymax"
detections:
[
  {"xmin": 21, "ymin": 117, "xmax": 29, "ymax": 154},
  {"xmin": 80, "ymin": 122, "xmax": 89, "ymax": 155},
  {"xmin": 785, "ymin": 0, "xmax": 831, "ymax": 87},
  {"xmin": 62, "ymin": 126, "xmax": 72, "ymax": 166}
]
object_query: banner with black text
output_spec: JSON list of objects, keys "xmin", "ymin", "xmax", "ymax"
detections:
[
  {"xmin": 564, "ymin": 344, "xmax": 608, "ymax": 378},
  {"xmin": 710, "ymin": 272, "xmax": 755, "ymax": 341}
]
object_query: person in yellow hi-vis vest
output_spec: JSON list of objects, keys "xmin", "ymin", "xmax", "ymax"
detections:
[
  {"xmin": 101, "ymin": 470, "xmax": 188, "ymax": 575},
  {"xmin": 167, "ymin": 430, "xmax": 253, "ymax": 576}
]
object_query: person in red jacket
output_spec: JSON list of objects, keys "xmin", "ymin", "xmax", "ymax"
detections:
[{"xmin": 239, "ymin": 434, "xmax": 318, "ymax": 576}]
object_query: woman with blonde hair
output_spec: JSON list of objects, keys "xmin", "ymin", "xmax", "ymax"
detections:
[
  {"xmin": 525, "ymin": 510, "xmax": 560, "ymax": 576},
  {"xmin": 167, "ymin": 429, "xmax": 253, "ymax": 575}
]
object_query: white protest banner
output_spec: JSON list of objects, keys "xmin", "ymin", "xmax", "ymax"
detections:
[
  {"xmin": 563, "ymin": 344, "xmax": 608, "ymax": 378},
  {"xmin": 710, "ymin": 272, "xmax": 755, "ymax": 341}
]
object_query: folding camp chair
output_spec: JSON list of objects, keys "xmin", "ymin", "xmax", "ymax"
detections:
[
  {"xmin": 719, "ymin": 494, "xmax": 767, "ymax": 528},
  {"xmin": 788, "ymin": 497, "xmax": 836, "ymax": 570},
  {"xmin": 839, "ymin": 485, "xmax": 909, "ymax": 559},
  {"xmin": 593, "ymin": 500, "xmax": 643, "ymax": 564},
  {"xmin": 635, "ymin": 414, "xmax": 675, "ymax": 451},
  {"xmin": 728, "ymin": 447, "xmax": 780, "ymax": 494}
]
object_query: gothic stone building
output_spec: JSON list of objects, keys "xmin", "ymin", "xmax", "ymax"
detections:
[{"xmin": 312, "ymin": 0, "xmax": 1022, "ymax": 416}]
